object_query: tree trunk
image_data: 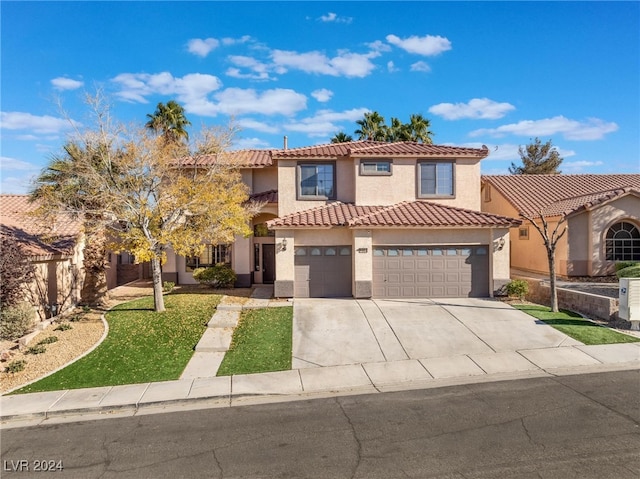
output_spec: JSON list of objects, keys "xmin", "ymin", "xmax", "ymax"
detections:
[
  {"xmin": 80, "ymin": 222, "xmax": 109, "ymax": 306},
  {"xmin": 150, "ymin": 256, "xmax": 165, "ymax": 312},
  {"xmin": 547, "ymin": 249, "xmax": 559, "ymax": 313}
]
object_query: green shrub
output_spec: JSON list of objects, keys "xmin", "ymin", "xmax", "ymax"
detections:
[
  {"xmin": 193, "ymin": 264, "xmax": 237, "ymax": 289},
  {"xmin": 615, "ymin": 261, "xmax": 638, "ymax": 272},
  {"xmin": 25, "ymin": 344, "xmax": 47, "ymax": 355},
  {"xmin": 505, "ymin": 279, "xmax": 529, "ymax": 300},
  {"xmin": 0, "ymin": 302, "xmax": 35, "ymax": 340},
  {"xmin": 162, "ymin": 281, "xmax": 175, "ymax": 292},
  {"xmin": 5, "ymin": 359, "xmax": 27, "ymax": 373},
  {"xmin": 37, "ymin": 336, "xmax": 58, "ymax": 345},
  {"xmin": 617, "ymin": 264, "xmax": 640, "ymax": 279},
  {"xmin": 54, "ymin": 323, "xmax": 73, "ymax": 332}
]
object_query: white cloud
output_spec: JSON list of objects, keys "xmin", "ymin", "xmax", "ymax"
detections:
[
  {"xmin": 469, "ymin": 116, "xmax": 619, "ymax": 140},
  {"xmin": 429, "ymin": 98, "xmax": 516, "ymax": 120},
  {"xmin": 51, "ymin": 77, "xmax": 84, "ymax": 91},
  {"xmin": 366, "ymin": 40, "xmax": 392, "ymax": 53},
  {"xmin": 410, "ymin": 61, "xmax": 431, "ymax": 73},
  {"xmin": 311, "ymin": 89, "xmax": 333, "ymax": 102},
  {"xmin": 226, "ymin": 55, "xmax": 272, "ymax": 80},
  {"xmin": 271, "ymin": 49, "xmax": 378, "ymax": 78},
  {"xmin": 233, "ymin": 137, "xmax": 274, "ymax": 150},
  {"xmin": 187, "ymin": 38, "xmax": 220, "ymax": 57},
  {"xmin": 386, "ymin": 34, "xmax": 452, "ymax": 56},
  {"xmin": 213, "ymin": 88, "xmax": 307, "ymax": 116},
  {"xmin": 562, "ymin": 160, "xmax": 604, "ymax": 173},
  {"xmin": 319, "ymin": 12, "xmax": 352, "ymax": 24},
  {"xmin": 0, "ymin": 156, "xmax": 40, "ymax": 171},
  {"xmin": 237, "ymin": 118, "xmax": 279, "ymax": 134},
  {"xmin": 111, "ymin": 72, "xmax": 223, "ymax": 105},
  {"xmin": 387, "ymin": 61, "xmax": 398, "ymax": 73},
  {"xmin": 221, "ymin": 35, "xmax": 252, "ymax": 46},
  {"xmin": 0, "ymin": 111, "xmax": 77, "ymax": 134},
  {"xmin": 0, "ymin": 173, "xmax": 35, "ymax": 195},
  {"xmin": 284, "ymin": 108, "xmax": 368, "ymax": 137}
]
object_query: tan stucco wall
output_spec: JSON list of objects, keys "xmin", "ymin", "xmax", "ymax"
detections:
[
  {"xmin": 353, "ymin": 157, "xmax": 481, "ymax": 209},
  {"xmin": 589, "ymin": 195, "xmax": 640, "ymax": 275},
  {"xmin": 277, "ymin": 160, "xmax": 354, "ymax": 216},
  {"xmin": 252, "ymin": 166, "xmax": 278, "ymax": 194},
  {"xmin": 274, "ymin": 229, "xmax": 295, "ymax": 282}
]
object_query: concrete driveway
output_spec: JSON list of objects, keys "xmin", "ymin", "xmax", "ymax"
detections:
[{"xmin": 292, "ymin": 298, "xmax": 581, "ymax": 368}]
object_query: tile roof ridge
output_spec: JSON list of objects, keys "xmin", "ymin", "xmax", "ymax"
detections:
[{"xmin": 345, "ymin": 202, "xmax": 402, "ymax": 225}]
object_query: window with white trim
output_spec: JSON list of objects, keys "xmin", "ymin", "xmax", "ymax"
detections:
[{"xmin": 418, "ymin": 161, "xmax": 454, "ymax": 197}]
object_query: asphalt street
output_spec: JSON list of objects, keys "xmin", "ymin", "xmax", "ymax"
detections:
[{"xmin": 2, "ymin": 370, "xmax": 639, "ymax": 478}]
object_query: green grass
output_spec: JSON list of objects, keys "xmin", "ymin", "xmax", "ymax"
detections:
[
  {"xmin": 13, "ymin": 293, "xmax": 220, "ymax": 394},
  {"xmin": 217, "ymin": 307, "xmax": 293, "ymax": 376},
  {"xmin": 513, "ymin": 304, "xmax": 640, "ymax": 345}
]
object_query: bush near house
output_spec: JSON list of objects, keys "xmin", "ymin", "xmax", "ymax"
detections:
[
  {"xmin": 505, "ymin": 279, "xmax": 529, "ymax": 301},
  {"xmin": 0, "ymin": 302, "xmax": 36, "ymax": 340},
  {"xmin": 616, "ymin": 262, "xmax": 640, "ymax": 279},
  {"xmin": 193, "ymin": 264, "xmax": 237, "ymax": 288}
]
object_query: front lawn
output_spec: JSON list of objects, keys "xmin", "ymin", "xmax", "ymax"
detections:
[
  {"xmin": 513, "ymin": 304, "xmax": 640, "ymax": 345},
  {"xmin": 13, "ymin": 293, "xmax": 220, "ymax": 394},
  {"xmin": 217, "ymin": 307, "xmax": 293, "ymax": 376}
]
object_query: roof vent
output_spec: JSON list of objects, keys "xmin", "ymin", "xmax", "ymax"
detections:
[{"xmin": 283, "ymin": 136, "xmax": 288, "ymax": 150}]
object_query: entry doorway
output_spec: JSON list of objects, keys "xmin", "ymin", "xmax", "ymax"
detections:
[{"xmin": 263, "ymin": 244, "xmax": 276, "ymax": 284}]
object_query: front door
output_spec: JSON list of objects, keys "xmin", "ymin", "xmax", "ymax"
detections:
[{"xmin": 263, "ymin": 244, "xmax": 276, "ymax": 284}]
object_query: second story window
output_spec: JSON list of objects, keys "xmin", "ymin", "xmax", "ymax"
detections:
[
  {"xmin": 418, "ymin": 161, "xmax": 454, "ymax": 197},
  {"xmin": 298, "ymin": 162, "xmax": 336, "ymax": 200},
  {"xmin": 360, "ymin": 160, "xmax": 392, "ymax": 176}
]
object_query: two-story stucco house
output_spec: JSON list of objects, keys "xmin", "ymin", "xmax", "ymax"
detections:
[{"xmin": 162, "ymin": 141, "xmax": 521, "ymax": 299}]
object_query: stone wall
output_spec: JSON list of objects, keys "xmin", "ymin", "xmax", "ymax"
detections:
[{"xmin": 516, "ymin": 277, "xmax": 619, "ymax": 321}]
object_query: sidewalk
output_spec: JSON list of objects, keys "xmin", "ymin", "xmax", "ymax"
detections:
[{"xmin": 2, "ymin": 288, "xmax": 639, "ymax": 427}]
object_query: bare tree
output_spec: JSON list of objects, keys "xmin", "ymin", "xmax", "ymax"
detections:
[{"xmin": 522, "ymin": 212, "xmax": 567, "ymax": 312}]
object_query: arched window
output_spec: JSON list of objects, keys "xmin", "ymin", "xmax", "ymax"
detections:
[{"xmin": 605, "ymin": 221, "xmax": 640, "ymax": 261}]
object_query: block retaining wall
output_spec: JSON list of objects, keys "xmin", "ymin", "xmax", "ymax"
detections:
[{"xmin": 515, "ymin": 277, "xmax": 619, "ymax": 322}]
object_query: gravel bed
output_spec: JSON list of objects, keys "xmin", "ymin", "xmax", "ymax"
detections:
[{"xmin": 1, "ymin": 317, "xmax": 105, "ymax": 394}]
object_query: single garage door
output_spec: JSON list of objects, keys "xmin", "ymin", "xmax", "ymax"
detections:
[
  {"xmin": 373, "ymin": 245, "xmax": 489, "ymax": 298},
  {"xmin": 294, "ymin": 246, "xmax": 352, "ymax": 297}
]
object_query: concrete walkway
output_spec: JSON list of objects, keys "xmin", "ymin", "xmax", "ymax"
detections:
[{"xmin": 2, "ymin": 292, "xmax": 639, "ymax": 427}]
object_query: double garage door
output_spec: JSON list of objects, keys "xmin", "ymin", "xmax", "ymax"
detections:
[
  {"xmin": 294, "ymin": 246, "xmax": 352, "ymax": 297},
  {"xmin": 294, "ymin": 244, "xmax": 490, "ymax": 298},
  {"xmin": 373, "ymin": 245, "xmax": 489, "ymax": 298}
]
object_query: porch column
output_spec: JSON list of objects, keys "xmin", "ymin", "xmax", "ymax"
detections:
[
  {"xmin": 353, "ymin": 229, "xmax": 373, "ymax": 298},
  {"xmin": 274, "ymin": 229, "xmax": 295, "ymax": 298}
]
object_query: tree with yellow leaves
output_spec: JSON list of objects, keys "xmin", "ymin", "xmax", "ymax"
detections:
[{"xmin": 32, "ymin": 95, "xmax": 260, "ymax": 312}]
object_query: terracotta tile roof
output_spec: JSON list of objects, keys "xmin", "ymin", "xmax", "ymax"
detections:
[
  {"xmin": 0, "ymin": 195, "xmax": 81, "ymax": 257},
  {"xmin": 482, "ymin": 174, "xmax": 640, "ymax": 217},
  {"xmin": 267, "ymin": 201, "xmax": 520, "ymax": 229},
  {"xmin": 249, "ymin": 189, "xmax": 278, "ymax": 203},
  {"xmin": 267, "ymin": 203, "xmax": 381, "ymax": 228},
  {"xmin": 179, "ymin": 149, "xmax": 273, "ymax": 168},
  {"xmin": 271, "ymin": 141, "xmax": 489, "ymax": 159}
]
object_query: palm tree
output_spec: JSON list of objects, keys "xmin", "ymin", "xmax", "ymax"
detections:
[
  {"xmin": 31, "ymin": 142, "xmax": 113, "ymax": 305},
  {"xmin": 406, "ymin": 114, "xmax": 434, "ymax": 144},
  {"xmin": 331, "ymin": 132, "xmax": 353, "ymax": 143},
  {"xmin": 355, "ymin": 111, "xmax": 386, "ymax": 141},
  {"xmin": 145, "ymin": 100, "xmax": 191, "ymax": 144},
  {"xmin": 386, "ymin": 117, "xmax": 410, "ymax": 142}
]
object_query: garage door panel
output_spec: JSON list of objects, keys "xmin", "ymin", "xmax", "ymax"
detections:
[
  {"xmin": 295, "ymin": 246, "xmax": 352, "ymax": 298},
  {"xmin": 373, "ymin": 245, "xmax": 489, "ymax": 299}
]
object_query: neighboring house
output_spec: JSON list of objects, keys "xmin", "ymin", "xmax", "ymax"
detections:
[
  {"xmin": 481, "ymin": 174, "xmax": 640, "ymax": 277},
  {"xmin": 163, "ymin": 140, "xmax": 521, "ymax": 299},
  {"xmin": 0, "ymin": 195, "xmax": 85, "ymax": 320}
]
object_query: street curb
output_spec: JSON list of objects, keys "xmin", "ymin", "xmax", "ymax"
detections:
[{"xmin": 2, "ymin": 362, "xmax": 638, "ymax": 427}]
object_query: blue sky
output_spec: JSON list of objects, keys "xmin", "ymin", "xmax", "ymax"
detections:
[{"xmin": 1, "ymin": 1, "xmax": 639, "ymax": 194}]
